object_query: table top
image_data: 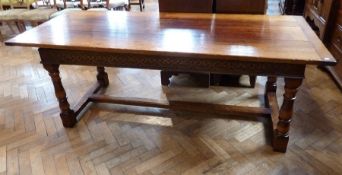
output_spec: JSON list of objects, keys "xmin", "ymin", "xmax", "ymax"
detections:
[{"xmin": 5, "ymin": 11, "xmax": 336, "ymax": 65}]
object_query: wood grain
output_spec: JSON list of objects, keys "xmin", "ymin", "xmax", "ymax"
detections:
[
  {"xmin": 5, "ymin": 11, "xmax": 336, "ymax": 65},
  {"xmin": 5, "ymin": 4, "xmax": 336, "ymax": 152},
  {"xmin": 1, "ymin": 27, "xmax": 342, "ymax": 175},
  {"xmin": 1, "ymin": 0, "xmax": 342, "ymax": 173}
]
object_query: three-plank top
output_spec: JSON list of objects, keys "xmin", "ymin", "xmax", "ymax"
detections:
[{"xmin": 5, "ymin": 11, "xmax": 336, "ymax": 65}]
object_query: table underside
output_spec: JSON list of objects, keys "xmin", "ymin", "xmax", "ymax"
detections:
[{"xmin": 39, "ymin": 48, "xmax": 306, "ymax": 153}]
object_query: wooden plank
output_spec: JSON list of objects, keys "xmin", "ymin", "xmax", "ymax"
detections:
[
  {"xmin": 89, "ymin": 95, "xmax": 271, "ymax": 117},
  {"xmin": 5, "ymin": 12, "xmax": 336, "ymax": 65},
  {"xmin": 295, "ymin": 17, "xmax": 336, "ymax": 66}
]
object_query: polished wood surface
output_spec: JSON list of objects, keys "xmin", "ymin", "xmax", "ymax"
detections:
[
  {"xmin": 158, "ymin": 0, "xmax": 213, "ymax": 87},
  {"xmin": 5, "ymin": 11, "xmax": 336, "ymax": 65},
  {"xmin": 1, "ymin": 0, "xmax": 342, "ymax": 172},
  {"xmin": 157, "ymin": 0, "xmax": 258, "ymax": 88},
  {"xmin": 4, "ymin": 11, "xmax": 337, "ymax": 153}
]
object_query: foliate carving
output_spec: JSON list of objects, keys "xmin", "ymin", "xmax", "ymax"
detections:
[{"xmin": 39, "ymin": 49, "xmax": 305, "ymax": 78}]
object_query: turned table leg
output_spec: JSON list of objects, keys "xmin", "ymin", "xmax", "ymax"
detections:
[
  {"xmin": 97, "ymin": 66, "xmax": 109, "ymax": 87},
  {"xmin": 265, "ymin": 76, "xmax": 277, "ymax": 108},
  {"xmin": 266, "ymin": 76, "xmax": 277, "ymax": 93},
  {"xmin": 249, "ymin": 75, "xmax": 257, "ymax": 88},
  {"xmin": 43, "ymin": 64, "xmax": 77, "ymax": 128},
  {"xmin": 160, "ymin": 70, "xmax": 172, "ymax": 86},
  {"xmin": 273, "ymin": 78, "xmax": 303, "ymax": 152}
]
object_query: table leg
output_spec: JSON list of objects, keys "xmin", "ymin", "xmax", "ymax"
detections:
[
  {"xmin": 97, "ymin": 67, "xmax": 109, "ymax": 87},
  {"xmin": 266, "ymin": 76, "xmax": 277, "ymax": 93},
  {"xmin": 273, "ymin": 78, "xmax": 303, "ymax": 152},
  {"xmin": 249, "ymin": 76, "xmax": 257, "ymax": 88},
  {"xmin": 43, "ymin": 64, "xmax": 77, "ymax": 128},
  {"xmin": 160, "ymin": 70, "xmax": 172, "ymax": 86},
  {"xmin": 265, "ymin": 76, "xmax": 277, "ymax": 109}
]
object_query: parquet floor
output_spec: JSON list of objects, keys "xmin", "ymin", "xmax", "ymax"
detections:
[{"xmin": 1, "ymin": 0, "xmax": 342, "ymax": 174}]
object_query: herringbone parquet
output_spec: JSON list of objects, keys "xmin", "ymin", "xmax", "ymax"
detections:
[{"xmin": 1, "ymin": 1, "xmax": 342, "ymax": 174}]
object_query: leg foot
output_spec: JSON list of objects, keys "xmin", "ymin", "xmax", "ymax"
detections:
[
  {"xmin": 43, "ymin": 64, "xmax": 77, "ymax": 128},
  {"xmin": 97, "ymin": 67, "xmax": 109, "ymax": 87},
  {"xmin": 273, "ymin": 134, "xmax": 289, "ymax": 153},
  {"xmin": 161, "ymin": 70, "xmax": 172, "ymax": 86},
  {"xmin": 60, "ymin": 109, "xmax": 77, "ymax": 128},
  {"xmin": 249, "ymin": 76, "xmax": 257, "ymax": 87},
  {"xmin": 273, "ymin": 78, "xmax": 303, "ymax": 152}
]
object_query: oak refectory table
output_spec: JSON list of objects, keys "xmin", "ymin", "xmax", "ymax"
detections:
[{"xmin": 5, "ymin": 11, "xmax": 336, "ymax": 152}]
